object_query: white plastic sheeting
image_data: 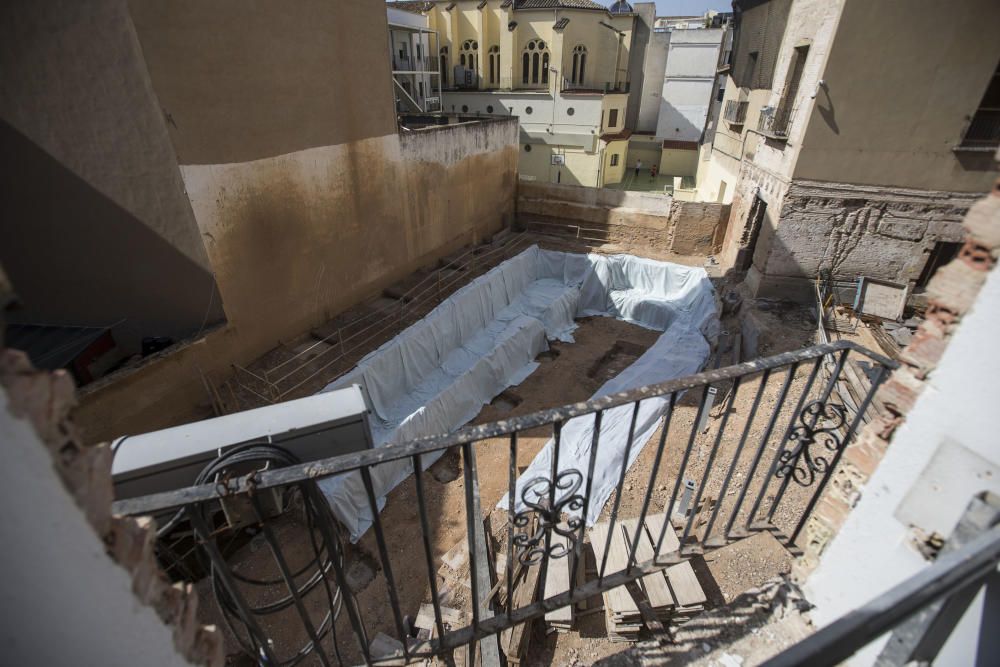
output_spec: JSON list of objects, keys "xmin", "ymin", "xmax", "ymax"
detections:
[{"xmin": 318, "ymin": 246, "xmax": 718, "ymax": 540}]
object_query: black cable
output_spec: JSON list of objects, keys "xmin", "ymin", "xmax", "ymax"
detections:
[{"xmin": 157, "ymin": 442, "xmax": 344, "ymax": 666}]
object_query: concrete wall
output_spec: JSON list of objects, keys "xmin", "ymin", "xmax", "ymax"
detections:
[
  {"xmin": 0, "ymin": 0, "xmax": 225, "ymax": 353},
  {"xmin": 68, "ymin": 1, "xmax": 519, "ymax": 442},
  {"xmin": 638, "ymin": 30, "xmax": 670, "ymax": 133},
  {"xmin": 655, "ymin": 29, "xmax": 724, "ymax": 144},
  {"xmin": 793, "ymin": 0, "xmax": 1000, "ymax": 193}
]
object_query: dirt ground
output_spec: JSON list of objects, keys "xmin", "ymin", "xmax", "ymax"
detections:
[
  {"xmin": 176, "ymin": 225, "xmax": 883, "ymax": 666},
  {"xmin": 190, "ymin": 285, "xmax": 841, "ymax": 666}
]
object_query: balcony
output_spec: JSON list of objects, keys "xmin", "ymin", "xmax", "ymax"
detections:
[
  {"xmin": 114, "ymin": 341, "xmax": 893, "ymax": 666},
  {"xmin": 723, "ymin": 99, "xmax": 749, "ymax": 126},
  {"xmin": 757, "ymin": 105, "xmax": 794, "ymax": 140},
  {"xmin": 956, "ymin": 108, "xmax": 1000, "ymax": 151},
  {"xmin": 561, "ymin": 79, "xmax": 630, "ymax": 95}
]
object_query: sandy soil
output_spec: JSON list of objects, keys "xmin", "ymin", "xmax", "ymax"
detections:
[{"xmin": 189, "ymin": 290, "xmax": 836, "ymax": 667}]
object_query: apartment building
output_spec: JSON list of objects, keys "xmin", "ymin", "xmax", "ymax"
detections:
[
  {"xmin": 390, "ymin": 0, "xmax": 637, "ymax": 187},
  {"xmin": 701, "ymin": 0, "xmax": 1000, "ymax": 300}
]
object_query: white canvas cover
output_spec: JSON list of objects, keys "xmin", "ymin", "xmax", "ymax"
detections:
[{"xmin": 318, "ymin": 245, "xmax": 718, "ymax": 540}]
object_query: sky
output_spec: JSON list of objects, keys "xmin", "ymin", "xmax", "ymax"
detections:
[{"xmin": 652, "ymin": 0, "xmax": 732, "ymax": 16}]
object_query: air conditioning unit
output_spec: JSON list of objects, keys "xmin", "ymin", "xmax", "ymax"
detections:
[{"xmin": 111, "ymin": 384, "xmax": 374, "ymax": 501}]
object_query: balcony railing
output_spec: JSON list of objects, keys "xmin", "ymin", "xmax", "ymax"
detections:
[
  {"xmin": 757, "ymin": 105, "xmax": 794, "ymax": 139},
  {"xmin": 957, "ymin": 108, "xmax": 1000, "ymax": 151},
  {"xmin": 561, "ymin": 78, "xmax": 630, "ymax": 94},
  {"xmin": 113, "ymin": 341, "xmax": 893, "ymax": 666},
  {"xmin": 723, "ymin": 99, "xmax": 749, "ymax": 125}
]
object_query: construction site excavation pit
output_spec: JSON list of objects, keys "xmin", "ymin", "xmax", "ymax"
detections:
[{"xmin": 194, "ymin": 244, "xmax": 823, "ymax": 665}]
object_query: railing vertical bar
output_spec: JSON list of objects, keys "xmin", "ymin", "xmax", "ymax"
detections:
[
  {"xmin": 506, "ymin": 433, "xmax": 517, "ymax": 620},
  {"xmin": 250, "ymin": 495, "xmax": 333, "ymax": 667},
  {"xmin": 186, "ymin": 506, "xmax": 280, "ymax": 665},
  {"xmin": 460, "ymin": 442, "xmax": 481, "ymax": 661},
  {"xmin": 745, "ymin": 357, "xmax": 823, "ymax": 529},
  {"xmin": 789, "ymin": 364, "xmax": 889, "ymax": 545},
  {"xmin": 724, "ymin": 362, "xmax": 799, "ymax": 538},
  {"xmin": 413, "ymin": 453, "xmax": 446, "ymax": 641},
  {"xmin": 654, "ymin": 386, "xmax": 710, "ymax": 556},
  {"xmin": 704, "ymin": 370, "xmax": 771, "ymax": 542},
  {"xmin": 538, "ymin": 420, "xmax": 563, "ymax": 604},
  {"xmin": 572, "ymin": 411, "xmax": 603, "ymax": 588},
  {"xmin": 767, "ymin": 349, "xmax": 848, "ymax": 523},
  {"xmin": 359, "ymin": 467, "xmax": 411, "ymax": 663},
  {"xmin": 306, "ymin": 485, "xmax": 373, "ymax": 663},
  {"xmin": 629, "ymin": 394, "xmax": 676, "ymax": 569},
  {"xmin": 599, "ymin": 401, "xmax": 641, "ymax": 582},
  {"xmin": 681, "ymin": 377, "xmax": 743, "ymax": 546},
  {"xmin": 300, "ymin": 482, "xmax": 345, "ymax": 666}
]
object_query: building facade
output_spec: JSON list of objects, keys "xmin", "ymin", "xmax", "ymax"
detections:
[
  {"xmin": 390, "ymin": 0, "xmax": 637, "ymax": 187},
  {"xmin": 700, "ymin": 0, "xmax": 1000, "ymax": 300}
]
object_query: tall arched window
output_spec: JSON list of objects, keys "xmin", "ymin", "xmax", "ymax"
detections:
[
  {"xmin": 440, "ymin": 46, "xmax": 449, "ymax": 87},
  {"xmin": 571, "ymin": 45, "xmax": 587, "ymax": 85},
  {"xmin": 488, "ymin": 45, "xmax": 500, "ymax": 85},
  {"xmin": 522, "ymin": 39, "xmax": 549, "ymax": 86},
  {"xmin": 461, "ymin": 40, "xmax": 479, "ymax": 76}
]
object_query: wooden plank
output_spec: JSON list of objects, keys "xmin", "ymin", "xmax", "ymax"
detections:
[
  {"xmin": 543, "ymin": 533, "xmax": 573, "ymax": 624},
  {"xmin": 642, "ymin": 513, "xmax": 680, "ymax": 555},
  {"xmin": 621, "ymin": 518, "xmax": 674, "ymax": 611},
  {"xmin": 665, "ymin": 561, "xmax": 707, "ymax": 608},
  {"xmin": 588, "ymin": 521, "xmax": 638, "ymax": 616}
]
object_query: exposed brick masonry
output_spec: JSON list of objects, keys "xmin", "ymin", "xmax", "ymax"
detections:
[{"xmin": 799, "ymin": 177, "xmax": 1000, "ymax": 570}]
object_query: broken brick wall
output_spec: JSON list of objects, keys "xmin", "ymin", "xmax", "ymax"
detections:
[
  {"xmin": 0, "ymin": 346, "xmax": 223, "ymax": 666},
  {"xmin": 798, "ymin": 175, "xmax": 1000, "ymax": 571}
]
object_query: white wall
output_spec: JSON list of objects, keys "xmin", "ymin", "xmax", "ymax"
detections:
[
  {"xmin": 0, "ymin": 384, "xmax": 192, "ymax": 667},
  {"xmin": 637, "ymin": 31, "xmax": 669, "ymax": 133},
  {"xmin": 442, "ymin": 90, "xmax": 603, "ymax": 148},
  {"xmin": 807, "ymin": 265, "xmax": 1000, "ymax": 665},
  {"xmin": 655, "ymin": 28, "xmax": 723, "ymax": 142}
]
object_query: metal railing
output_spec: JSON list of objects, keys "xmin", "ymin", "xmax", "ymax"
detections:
[
  {"xmin": 114, "ymin": 340, "xmax": 894, "ymax": 666},
  {"xmin": 561, "ymin": 76, "xmax": 630, "ymax": 95},
  {"xmin": 227, "ymin": 233, "xmax": 531, "ymax": 407},
  {"xmin": 957, "ymin": 108, "xmax": 1000, "ymax": 151},
  {"xmin": 763, "ymin": 493, "xmax": 1000, "ymax": 667},
  {"xmin": 757, "ymin": 105, "xmax": 794, "ymax": 139},
  {"xmin": 723, "ymin": 99, "xmax": 749, "ymax": 125}
]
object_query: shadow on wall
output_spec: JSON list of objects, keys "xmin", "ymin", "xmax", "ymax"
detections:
[
  {"xmin": 0, "ymin": 119, "xmax": 226, "ymax": 354},
  {"xmin": 656, "ymin": 97, "xmax": 705, "ymax": 142}
]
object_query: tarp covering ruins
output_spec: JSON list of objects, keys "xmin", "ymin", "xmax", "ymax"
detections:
[{"xmin": 319, "ymin": 245, "xmax": 719, "ymax": 540}]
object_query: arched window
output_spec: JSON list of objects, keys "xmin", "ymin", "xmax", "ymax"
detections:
[
  {"xmin": 461, "ymin": 40, "xmax": 479, "ymax": 76},
  {"xmin": 571, "ymin": 45, "xmax": 587, "ymax": 85},
  {"xmin": 488, "ymin": 46, "xmax": 500, "ymax": 85},
  {"xmin": 440, "ymin": 46, "xmax": 449, "ymax": 87},
  {"xmin": 522, "ymin": 39, "xmax": 549, "ymax": 86}
]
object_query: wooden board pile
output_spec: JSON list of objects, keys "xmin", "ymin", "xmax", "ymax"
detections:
[{"xmin": 588, "ymin": 513, "xmax": 707, "ymax": 641}]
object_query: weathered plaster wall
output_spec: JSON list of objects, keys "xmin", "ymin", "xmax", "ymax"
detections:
[
  {"xmin": 69, "ymin": 0, "xmax": 520, "ymax": 442},
  {"xmin": 0, "ymin": 350, "xmax": 222, "ymax": 666},
  {"xmin": 76, "ymin": 119, "xmax": 518, "ymax": 443},
  {"xmin": 0, "ymin": 0, "xmax": 224, "ymax": 352},
  {"xmin": 748, "ymin": 179, "xmax": 978, "ymax": 299},
  {"xmin": 794, "ymin": 0, "xmax": 1000, "ymax": 193}
]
